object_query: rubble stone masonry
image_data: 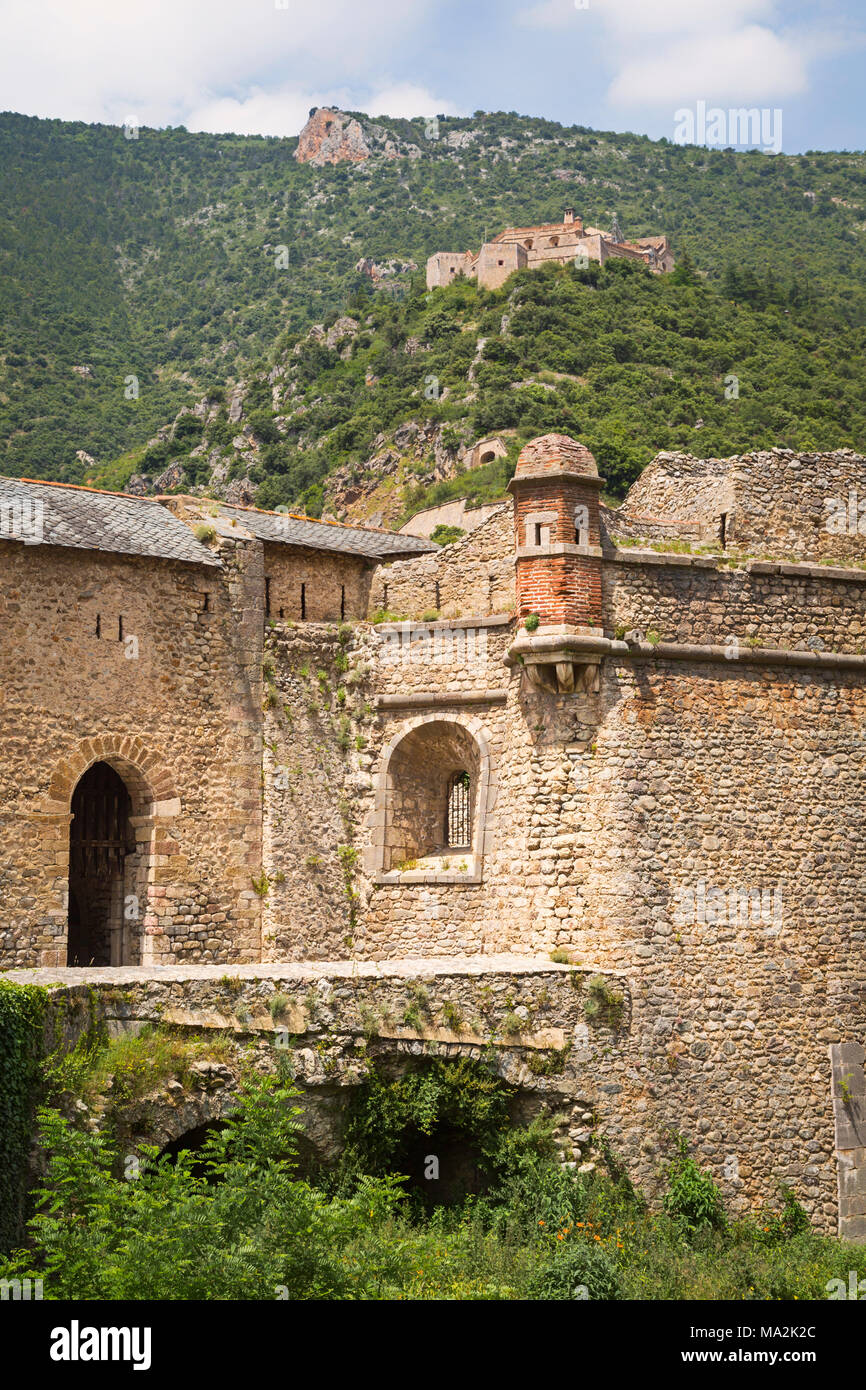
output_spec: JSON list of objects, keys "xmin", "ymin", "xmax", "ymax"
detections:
[
  {"xmin": 0, "ymin": 535, "xmax": 264, "ymax": 967},
  {"xmin": 8, "ymin": 441, "xmax": 866, "ymax": 1234}
]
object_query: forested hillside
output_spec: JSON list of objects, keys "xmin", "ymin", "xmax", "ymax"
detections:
[{"xmin": 1, "ymin": 108, "xmax": 864, "ymax": 511}]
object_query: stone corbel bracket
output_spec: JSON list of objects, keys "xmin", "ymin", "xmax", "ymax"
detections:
[{"xmin": 505, "ymin": 629, "xmax": 603, "ymax": 695}]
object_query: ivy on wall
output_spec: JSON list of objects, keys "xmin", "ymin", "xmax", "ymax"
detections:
[{"xmin": 0, "ymin": 980, "xmax": 48, "ymax": 1251}]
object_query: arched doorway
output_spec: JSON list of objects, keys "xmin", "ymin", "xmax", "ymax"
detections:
[{"xmin": 66, "ymin": 762, "xmax": 135, "ymax": 966}]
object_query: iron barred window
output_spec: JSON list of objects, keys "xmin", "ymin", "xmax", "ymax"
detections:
[{"xmin": 446, "ymin": 770, "xmax": 471, "ymax": 848}]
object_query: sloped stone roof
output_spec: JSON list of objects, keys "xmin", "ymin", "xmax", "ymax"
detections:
[
  {"xmin": 0, "ymin": 478, "xmax": 221, "ymax": 566},
  {"xmin": 216, "ymin": 503, "xmax": 436, "ymax": 560}
]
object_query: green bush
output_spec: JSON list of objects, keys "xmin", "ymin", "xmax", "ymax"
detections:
[
  {"xmin": 662, "ymin": 1135, "xmax": 728, "ymax": 1235},
  {"xmin": 6, "ymin": 1046, "xmax": 866, "ymax": 1301},
  {"xmin": 528, "ymin": 1243, "xmax": 622, "ymax": 1300},
  {"xmin": 430, "ymin": 525, "xmax": 465, "ymax": 546}
]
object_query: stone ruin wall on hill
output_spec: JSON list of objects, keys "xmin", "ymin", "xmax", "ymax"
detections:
[{"xmin": 619, "ymin": 448, "xmax": 866, "ymax": 562}]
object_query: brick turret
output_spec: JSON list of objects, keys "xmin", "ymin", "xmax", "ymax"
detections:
[{"xmin": 507, "ymin": 433, "xmax": 604, "ymax": 630}]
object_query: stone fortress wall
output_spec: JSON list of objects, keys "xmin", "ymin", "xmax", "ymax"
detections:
[
  {"xmin": 369, "ymin": 503, "xmax": 515, "ymax": 618},
  {"xmin": 620, "ymin": 447, "xmax": 866, "ymax": 561},
  {"xmin": 0, "ymin": 532, "xmax": 264, "ymax": 970},
  {"xmin": 263, "ymin": 439, "xmax": 866, "ymax": 1232},
  {"xmin": 261, "ymin": 541, "xmax": 370, "ymax": 622},
  {"xmin": 7, "ymin": 441, "xmax": 866, "ymax": 1234}
]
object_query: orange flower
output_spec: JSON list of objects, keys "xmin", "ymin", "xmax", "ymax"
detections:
[
  {"xmin": 539, "ymin": 1220, "xmax": 545, "ymax": 1226},
  {"xmin": 576, "ymin": 1222, "xmax": 584, "ymax": 1228}
]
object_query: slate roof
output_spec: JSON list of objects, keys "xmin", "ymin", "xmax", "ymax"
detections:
[
  {"xmin": 216, "ymin": 503, "xmax": 436, "ymax": 561},
  {"xmin": 0, "ymin": 478, "xmax": 221, "ymax": 566}
]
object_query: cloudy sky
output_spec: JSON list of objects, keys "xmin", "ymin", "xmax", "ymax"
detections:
[{"xmin": 0, "ymin": 0, "xmax": 862, "ymax": 152}]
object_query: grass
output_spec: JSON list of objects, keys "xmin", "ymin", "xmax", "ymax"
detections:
[
  {"xmin": 268, "ymin": 993, "xmax": 290, "ymax": 1022},
  {"xmin": 584, "ymin": 975, "xmax": 626, "ymax": 1029},
  {"xmin": 42, "ymin": 1025, "xmax": 233, "ymax": 1108}
]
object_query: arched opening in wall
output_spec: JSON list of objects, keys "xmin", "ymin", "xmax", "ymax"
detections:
[
  {"xmin": 480, "ymin": 450, "xmax": 495, "ymax": 463},
  {"xmin": 158, "ymin": 1120, "xmax": 323, "ymax": 1184},
  {"xmin": 382, "ymin": 720, "xmax": 483, "ymax": 873},
  {"xmin": 398, "ymin": 1123, "xmax": 490, "ymax": 1208},
  {"xmin": 159, "ymin": 1120, "xmax": 230, "ymax": 1182},
  {"xmin": 338, "ymin": 1058, "xmax": 520, "ymax": 1209},
  {"xmin": 67, "ymin": 762, "xmax": 135, "ymax": 967}
]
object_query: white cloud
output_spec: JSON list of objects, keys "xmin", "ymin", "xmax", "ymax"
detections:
[
  {"xmin": 186, "ymin": 90, "xmax": 326, "ymax": 140},
  {"xmin": 591, "ymin": 0, "xmax": 778, "ymax": 38},
  {"xmin": 516, "ymin": 0, "xmax": 819, "ymax": 111},
  {"xmin": 608, "ymin": 24, "xmax": 809, "ymax": 106},
  {"xmin": 518, "ymin": 0, "xmax": 581, "ymax": 29},
  {"xmin": 367, "ymin": 83, "xmax": 459, "ymax": 121},
  {"xmin": 518, "ymin": 0, "xmax": 776, "ymax": 32},
  {"xmin": 186, "ymin": 82, "xmax": 459, "ymax": 138},
  {"xmin": 0, "ymin": 0, "xmax": 445, "ymax": 132}
]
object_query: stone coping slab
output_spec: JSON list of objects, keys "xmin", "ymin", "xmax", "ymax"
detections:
[
  {"xmin": 375, "ymin": 690, "xmax": 509, "ymax": 708},
  {"xmin": 2, "ymin": 954, "xmax": 613, "ymax": 986},
  {"xmin": 609, "ymin": 548, "xmax": 866, "ymax": 582},
  {"xmin": 507, "ymin": 631, "xmax": 866, "ymax": 672}
]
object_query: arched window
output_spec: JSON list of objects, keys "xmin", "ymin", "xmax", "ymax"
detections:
[
  {"xmin": 372, "ymin": 717, "xmax": 491, "ymax": 879},
  {"xmin": 446, "ymin": 771, "xmax": 471, "ymax": 848}
]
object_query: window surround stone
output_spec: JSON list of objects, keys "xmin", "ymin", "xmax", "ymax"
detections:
[{"xmin": 366, "ymin": 713, "xmax": 494, "ymax": 885}]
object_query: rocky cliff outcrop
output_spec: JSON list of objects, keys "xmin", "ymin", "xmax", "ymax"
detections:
[
  {"xmin": 295, "ymin": 108, "xmax": 371, "ymax": 165},
  {"xmin": 295, "ymin": 107, "xmax": 422, "ymax": 166}
]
